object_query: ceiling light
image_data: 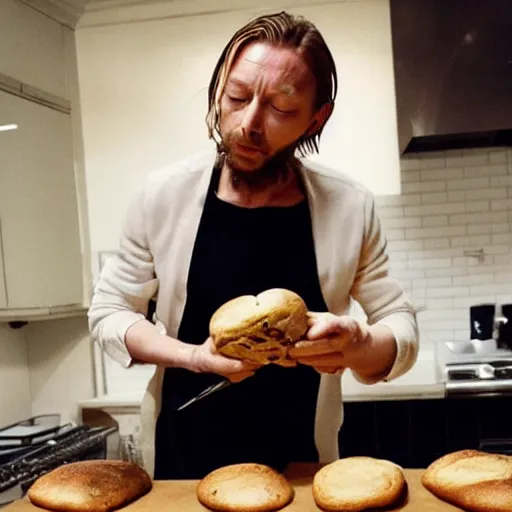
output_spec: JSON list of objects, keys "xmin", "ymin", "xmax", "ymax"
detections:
[{"xmin": 0, "ymin": 124, "xmax": 18, "ymax": 132}]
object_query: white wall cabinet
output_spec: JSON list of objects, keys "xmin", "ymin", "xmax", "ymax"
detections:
[
  {"xmin": 0, "ymin": 220, "xmax": 7, "ymax": 309},
  {"xmin": 0, "ymin": 90, "xmax": 83, "ymax": 311}
]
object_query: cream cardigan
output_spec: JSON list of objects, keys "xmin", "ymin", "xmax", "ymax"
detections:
[{"xmin": 88, "ymin": 150, "xmax": 419, "ymax": 476}]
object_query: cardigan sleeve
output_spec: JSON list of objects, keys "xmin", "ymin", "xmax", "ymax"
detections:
[
  {"xmin": 87, "ymin": 184, "xmax": 159, "ymax": 368},
  {"xmin": 350, "ymin": 192, "xmax": 419, "ymax": 383}
]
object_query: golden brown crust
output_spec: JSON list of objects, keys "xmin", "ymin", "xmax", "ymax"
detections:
[
  {"xmin": 197, "ymin": 463, "xmax": 294, "ymax": 512},
  {"xmin": 27, "ymin": 460, "xmax": 152, "ymax": 512},
  {"xmin": 209, "ymin": 289, "xmax": 309, "ymax": 366},
  {"xmin": 422, "ymin": 449, "xmax": 512, "ymax": 512},
  {"xmin": 312, "ymin": 457, "xmax": 406, "ymax": 511}
]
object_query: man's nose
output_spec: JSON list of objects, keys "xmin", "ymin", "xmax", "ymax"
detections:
[{"xmin": 240, "ymin": 99, "xmax": 263, "ymax": 138}]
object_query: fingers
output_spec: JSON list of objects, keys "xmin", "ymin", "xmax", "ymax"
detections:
[
  {"xmin": 293, "ymin": 355, "xmax": 344, "ymax": 368},
  {"xmin": 289, "ymin": 338, "xmax": 344, "ymax": 358},
  {"xmin": 221, "ymin": 357, "xmax": 260, "ymax": 374},
  {"xmin": 307, "ymin": 314, "xmax": 342, "ymax": 340}
]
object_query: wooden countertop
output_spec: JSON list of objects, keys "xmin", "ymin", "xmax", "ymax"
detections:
[{"xmin": 5, "ymin": 463, "xmax": 462, "ymax": 511}]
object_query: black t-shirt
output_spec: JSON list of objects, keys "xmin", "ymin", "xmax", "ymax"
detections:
[{"xmin": 153, "ymin": 164, "xmax": 329, "ymax": 480}]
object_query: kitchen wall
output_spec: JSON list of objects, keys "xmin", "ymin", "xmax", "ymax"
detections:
[
  {"xmin": 2, "ymin": 0, "xmax": 512, "ymax": 423},
  {"xmin": 0, "ymin": 0, "xmax": 93, "ymax": 427},
  {"xmin": 378, "ymin": 147, "xmax": 512, "ymax": 352},
  {"xmin": 0, "ymin": 325, "xmax": 31, "ymax": 426},
  {"xmin": 75, "ymin": 0, "xmax": 401, "ymax": 259},
  {"xmin": 25, "ymin": 317, "xmax": 95, "ymax": 424}
]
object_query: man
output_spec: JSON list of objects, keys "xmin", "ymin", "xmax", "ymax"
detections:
[{"xmin": 88, "ymin": 11, "xmax": 418, "ymax": 480}]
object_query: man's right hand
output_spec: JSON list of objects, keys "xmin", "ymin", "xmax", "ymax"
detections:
[{"xmin": 189, "ymin": 337, "xmax": 261, "ymax": 383}]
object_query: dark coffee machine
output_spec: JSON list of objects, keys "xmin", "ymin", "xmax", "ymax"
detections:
[
  {"xmin": 470, "ymin": 304, "xmax": 495, "ymax": 340},
  {"xmin": 497, "ymin": 304, "xmax": 512, "ymax": 350}
]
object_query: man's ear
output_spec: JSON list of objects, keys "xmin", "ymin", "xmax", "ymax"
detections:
[{"xmin": 305, "ymin": 102, "xmax": 333, "ymax": 138}]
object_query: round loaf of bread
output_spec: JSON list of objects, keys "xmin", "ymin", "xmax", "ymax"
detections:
[
  {"xmin": 27, "ymin": 460, "xmax": 152, "ymax": 512},
  {"xmin": 422, "ymin": 449, "xmax": 512, "ymax": 512},
  {"xmin": 197, "ymin": 463, "xmax": 294, "ymax": 512},
  {"xmin": 312, "ymin": 457, "xmax": 406, "ymax": 512},
  {"xmin": 209, "ymin": 288, "xmax": 309, "ymax": 366}
]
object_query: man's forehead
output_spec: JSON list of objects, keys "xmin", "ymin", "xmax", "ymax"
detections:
[{"xmin": 228, "ymin": 42, "xmax": 313, "ymax": 92}]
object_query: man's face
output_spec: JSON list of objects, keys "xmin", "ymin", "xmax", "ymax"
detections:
[{"xmin": 218, "ymin": 42, "xmax": 320, "ymax": 173}]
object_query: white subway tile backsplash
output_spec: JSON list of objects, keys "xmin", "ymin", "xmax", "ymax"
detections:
[
  {"xmin": 470, "ymin": 284, "xmax": 512, "ymax": 296},
  {"xmin": 422, "ymin": 192, "xmax": 449, "ymax": 204},
  {"xmin": 421, "ymin": 331, "xmax": 454, "ymax": 342},
  {"xmin": 392, "ymin": 269, "xmax": 426, "ymax": 280},
  {"xmin": 454, "ymin": 330, "xmax": 470, "ymax": 341},
  {"xmin": 448, "ymin": 191, "xmax": 465, "ymax": 202},
  {"xmin": 402, "ymin": 181, "xmax": 446, "ymax": 194},
  {"xmin": 400, "ymin": 157, "xmax": 420, "ymax": 171},
  {"xmin": 409, "ymin": 247, "xmax": 462, "ymax": 260},
  {"xmin": 405, "ymin": 203, "xmax": 466, "ymax": 216},
  {"xmin": 492, "ymin": 233, "xmax": 512, "ymax": 244},
  {"xmin": 491, "ymin": 199, "xmax": 512, "ymax": 211},
  {"xmin": 422, "ymin": 215, "xmax": 449, "ymax": 227},
  {"xmin": 490, "ymin": 176, "xmax": 512, "ymax": 188},
  {"xmin": 418, "ymin": 308, "xmax": 467, "ymax": 321},
  {"xmin": 421, "ymin": 168, "xmax": 463, "ymax": 181},
  {"xmin": 465, "ymin": 200, "xmax": 490, "ymax": 212},
  {"xmin": 496, "ymin": 294, "xmax": 512, "ymax": 305},
  {"xmin": 426, "ymin": 287, "xmax": 469, "ymax": 298},
  {"xmin": 379, "ymin": 148, "xmax": 512, "ymax": 348},
  {"xmin": 492, "ymin": 223, "xmax": 510, "ymax": 233},
  {"xmin": 385, "ymin": 229, "xmax": 406, "ymax": 241},
  {"xmin": 447, "ymin": 177, "xmax": 489, "ymax": 190},
  {"xmin": 465, "ymin": 188, "xmax": 508, "ymax": 201},
  {"xmin": 423, "ymin": 238, "xmax": 451, "ymax": 250},
  {"xmin": 449, "ymin": 212, "xmax": 492, "ymax": 225},
  {"xmin": 382, "ymin": 217, "xmax": 422, "ymax": 229},
  {"xmin": 409, "ymin": 258, "xmax": 452, "ymax": 269},
  {"xmin": 488, "ymin": 152, "xmax": 508, "ymax": 165},
  {"xmin": 467, "ymin": 223, "xmax": 507, "ymax": 235},
  {"xmin": 425, "ymin": 267, "xmax": 467, "ymax": 278},
  {"xmin": 387, "ymin": 240, "xmax": 423, "ymax": 251},
  {"xmin": 453, "ymin": 274, "xmax": 495, "ymax": 286},
  {"xmin": 452, "ymin": 296, "xmax": 496, "ymax": 308},
  {"xmin": 484, "ymin": 245, "xmax": 511, "ymax": 255},
  {"xmin": 425, "ymin": 298, "xmax": 454, "ymax": 309},
  {"xmin": 401, "ymin": 194, "xmax": 422, "ymax": 206},
  {"xmin": 466, "ymin": 263, "xmax": 511, "ymax": 274},
  {"xmin": 462, "ymin": 152, "xmax": 489, "ymax": 167},
  {"xmin": 378, "ymin": 206, "xmax": 404, "ymax": 218},
  {"xmin": 418, "ymin": 319, "xmax": 468, "ymax": 331},
  {"xmin": 406, "ymin": 226, "xmax": 466, "ymax": 239},
  {"xmin": 464, "ymin": 163, "xmax": 507, "ymax": 177},
  {"xmin": 418, "ymin": 156, "xmax": 445, "ymax": 169},
  {"xmin": 401, "ymin": 170, "xmax": 420, "ymax": 182},
  {"xmin": 493, "ymin": 254, "xmax": 512, "ymax": 265}
]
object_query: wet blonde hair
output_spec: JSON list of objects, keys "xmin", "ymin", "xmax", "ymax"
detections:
[{"xmin": 206, "ymin": 11, "xmax": 338, "ymax": 157}]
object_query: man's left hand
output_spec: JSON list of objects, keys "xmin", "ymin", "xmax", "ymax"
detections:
[{"xmin": 288, "ymin": 312, "xmax": 370, "ymax": 375}]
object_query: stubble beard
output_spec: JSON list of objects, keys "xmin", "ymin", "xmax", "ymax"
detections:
[{"xmin": 219, "ymin": 134, "xmax": 299, "ymax": 189}]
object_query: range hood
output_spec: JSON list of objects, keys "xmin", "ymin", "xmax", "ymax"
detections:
[{"xmin": 390, "ymin": 0, "xmax": 512, "ymax": 154}]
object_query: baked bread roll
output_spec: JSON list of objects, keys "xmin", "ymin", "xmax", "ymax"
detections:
[
  {"xmin": 27, "ymin": 460, "xmax": 152, "ymax": 512},
  {"xmin": 197, "ymin": 463, "xmax": 294, "ymax": 512},
  {"xmin": 210, "ymin": 288, "xmax": 309, "ymax": 366},
  {"xmin": 312, "ymin": 457, "xmax": 406, "ymax": 511},
  {"xmin": 422, "ymin": 449, "xmax": 512, "ymax": 512}
]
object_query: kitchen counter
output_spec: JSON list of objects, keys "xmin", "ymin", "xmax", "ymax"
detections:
[{"xmin": 4, "ymin": 463, "xmax": 462, "ymax": 511}]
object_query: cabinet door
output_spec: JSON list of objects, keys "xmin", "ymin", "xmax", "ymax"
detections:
[
  {"xmin": 0, "ymin": 219, "xmax": 7, "ymax": 309},
  {"xmin": 0, "ymin": 90, "xmax": 83, "ymax": 309}
]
